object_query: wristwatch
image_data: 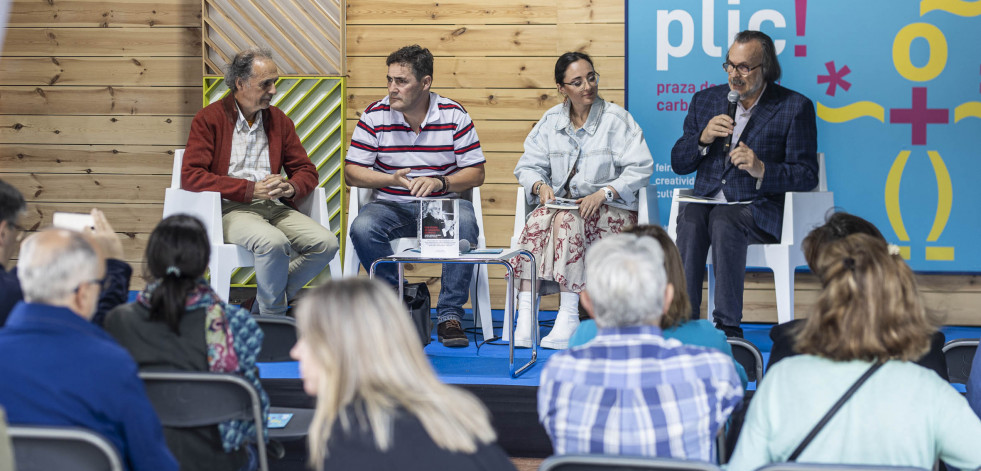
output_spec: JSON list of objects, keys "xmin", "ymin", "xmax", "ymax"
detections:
[{"xmin": 603, "ymin": 187, "xmax": 614, "ymax": 203}]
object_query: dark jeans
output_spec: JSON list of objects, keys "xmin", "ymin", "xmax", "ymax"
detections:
[
  {"xmin": 349, "ymin": 199, "xmax": 478, "ymax": 324},
  {"xmin": 675, "ymin": 203, "xmax": 776, "ymax": 328}
]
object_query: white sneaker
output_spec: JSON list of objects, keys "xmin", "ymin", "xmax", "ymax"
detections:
[
  {"xmin": 512, "ymin": 310, "xmax": 533, "ymax": 348},
  {"xmin": 540, "ymin": 309, "xmax": 580, "ymax": 350}
]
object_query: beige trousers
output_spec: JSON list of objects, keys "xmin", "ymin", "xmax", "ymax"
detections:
[{"xmin": 222, "ymin": 199, "xmax": 339, "ymax": 315}]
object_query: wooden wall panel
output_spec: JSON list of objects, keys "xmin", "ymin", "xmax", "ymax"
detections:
[
  {"xmin": 346, "ymin": 0, "xmax": 558, "ymax": 24},
  {"xmin": 0, "ymin": 145, "xmax": 174, "ymax": 175},
  {"xmin": 0, "ymin": 86, "xmax": 199, "ymax": 116},
  {"xmin": 0, "ymin": 115, "xmax": 190, "ymax": 145},
  {"xmin": 10, "ymin": 0, "xmax": 202, "ymax": 27},
  {"xmin": 1, "ymin": 0, "xmax": 200, "ymax": 293},
  {"xmin": 346, "ymin": 56, "xmax": 625, "ymax": 89},
  {"xmin": 0, "ymin": 57, "xmax": 200, "ymax": 86},
  {"xmin": 3, "ymin": 27, "xmax": 201, "ymax": 56}
]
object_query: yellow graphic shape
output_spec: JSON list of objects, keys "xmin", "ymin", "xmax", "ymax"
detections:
[
  {"xmin": 893, "ymin": 23, "xmax": 948, "ymax": 81},
  {"xmin": 920, "ymin": 0, "xmax": 981, "ymax": 17},
  {"xmin": 817, "ymin": 101, "xmax": 885, "ymax": 123},
  {"xmin": 925, "ymin": 151, "xmax": 952, "ymax": 242},
  {"xmin": 926, "ymin": 247, "xmax": 955, "ymax": 260},
  {"xmin": 885, "ymin": 150, "xmax": 911, "ymax": 242},
  {"xmin": 954, "ymin": 102, "xmax": 981, "ymax": 122}
]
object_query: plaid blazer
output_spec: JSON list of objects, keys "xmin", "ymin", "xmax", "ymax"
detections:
[{"xmin": 671, "ymin": 83, "xmax": 819, "ymax": 239}]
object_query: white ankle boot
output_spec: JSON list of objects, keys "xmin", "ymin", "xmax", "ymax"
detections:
[
  {"xmin": 512, "ymin": 292, "xmax": 534, "ymax": 348},
  {"xmin": 540, "ymin": 307, "xmax": 580, "ymax": 350}
]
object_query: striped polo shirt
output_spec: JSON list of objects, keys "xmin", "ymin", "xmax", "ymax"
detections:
[{"xmin": 346, "ymin": 92, "xmax": 485, "ymax": 202}]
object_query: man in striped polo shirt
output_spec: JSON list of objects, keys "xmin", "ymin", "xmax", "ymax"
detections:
[{"xmin": 345, "ymin": 45, "xmax": 485, "ymax": 347}]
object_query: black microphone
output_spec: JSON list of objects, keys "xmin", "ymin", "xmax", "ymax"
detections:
[{"xmin": 722, "ymin": 90, "xmax": 740, "ymax": 154}]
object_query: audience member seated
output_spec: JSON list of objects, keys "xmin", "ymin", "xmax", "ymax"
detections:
[
  {"xmin": 538, "ymin": 234, "xmax": 743, "ymax": 459},
  {"xmin": 568, "ymin": 224, "xmax": 748, "ymax": 388},
  {"xmin": 105, "ymin": 215, "xmax": 268, "ymax": 471},
  {"xmin": 728, "ymin": 234, "xmax": 981, "ymax": 470},
  {"xmin": 182, "ymin": 47, "xmax": 340, "ymax": 316},
  {"xmin": 968, "ymin": 343, "xmax": 981, "ymax": 419},
  {"xmin": 767, "ymin": 212, "xmax": 948, "ymax": 380},
  {"xmin": 511, "ymin": 51, "xmax": 654, "ymax": 349},
  {"xmin": 289, "ymin": 278, "xmax": 516, "ymax": 471},
  {"xmin": 0, "ymin": 179, "xmax": 131, "ymax": 326},
  {"xmin": 0, "ymin": 229, "xmax": 177, "ymax": 471}
]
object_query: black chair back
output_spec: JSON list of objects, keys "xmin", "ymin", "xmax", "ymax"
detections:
[
  {"xmin": 539, "ymin": 455, "xmax": 721, "ymax": 471},
  {"xmin": 9, "ymin": 425, "xmax": 123, "ymax": 471},
  {"xmin": 758, "ymin": 463, "xmax": 928, "ymax": 471},
  {"xmin": 726, "ymin": 337, "xmax": 764, "ymax": 382},
  {"xmin": 139, "ymin": 371, "xmax": 268, "ymax": 471},
  {"xmin": 253, "ymin": 315, "xmax": 299, "ymax": 362},
  {"xmin": 942, "ymin": 338, "xmax": 979, "ymax": 384}
]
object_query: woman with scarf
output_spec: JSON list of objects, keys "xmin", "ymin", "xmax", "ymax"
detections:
[{"xmin": 105, "ymin": 214, "xmax": 268, "ymax": 471}]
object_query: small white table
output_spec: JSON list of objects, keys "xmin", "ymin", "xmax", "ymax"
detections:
[{"xmin": 370, "ymin": 248, "xmax": 538, "ymax": 378}]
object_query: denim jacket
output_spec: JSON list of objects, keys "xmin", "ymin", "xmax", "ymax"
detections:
[{"xmin": 514, "ymin": 98, "xmax": 654, "ymax": 210}]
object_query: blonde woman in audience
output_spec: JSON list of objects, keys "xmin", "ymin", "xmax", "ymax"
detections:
[
  {"xmin": 728, "ymin": 234, "xmax": 981, "ymax": 470},
  {"xmin": 290, "ymin": 279, "xmax": 516, "ymax": 471}
]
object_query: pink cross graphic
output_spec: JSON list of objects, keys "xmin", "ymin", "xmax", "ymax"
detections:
[
  {"xmin": 889, "ymin": 87, "xmax": 948, "ymax": 146},
  {"xmin": 816, "ymin": 61, "xmax": 851, "ymax": 96}
]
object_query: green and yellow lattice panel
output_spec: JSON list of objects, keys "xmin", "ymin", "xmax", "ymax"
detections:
[{"xmin": 203, "ymin": 76, "xmax": 346, "ymax": 286}]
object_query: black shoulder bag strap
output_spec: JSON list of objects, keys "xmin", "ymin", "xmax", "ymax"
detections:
[{"xmin": 787, "ymin": 361, "xmax": 885, "ymax": 461}]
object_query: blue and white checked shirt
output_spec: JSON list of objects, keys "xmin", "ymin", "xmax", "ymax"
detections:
[{"xmin": 538, "ymin": 325, "xmax": 743, "ymax": 460}]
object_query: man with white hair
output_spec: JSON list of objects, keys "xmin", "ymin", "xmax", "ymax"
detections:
[
  {"xmin": 0, "ymin": 229, "xmax": 177, "ymax": 471},
  {"xmin": 538, "ymin": 234, "xmax": 743, "ymax": 459}
]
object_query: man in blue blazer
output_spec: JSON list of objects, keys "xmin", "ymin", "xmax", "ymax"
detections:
[{"xmin": 671, "ymin": 30, "xmax": 818, "ymax": 337}]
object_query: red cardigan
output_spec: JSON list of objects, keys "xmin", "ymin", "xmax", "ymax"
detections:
[{"xmin": 181, "ymin": 94, "xmax": 319, "ymax": 208}]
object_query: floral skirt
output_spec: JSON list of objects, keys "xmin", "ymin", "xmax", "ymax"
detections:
[{"xmin": 510, "ymin": 205, "xmax": 637, "ymax": 295}]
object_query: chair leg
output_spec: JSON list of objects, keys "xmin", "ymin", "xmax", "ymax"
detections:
[
  {"xmin": 706, "ymin": 265, "xmax": 716, "ymax": 325},
  {"xmin": 470, "ymin": 265, "xmax": 494, "ymax": 340},
  {"xmin": 209, "ymin": 260, "xmax": 234, "ymax": 303},
  {"xmin": 773, "ymin": 260, "xmax": 795, "ymax": 324}
]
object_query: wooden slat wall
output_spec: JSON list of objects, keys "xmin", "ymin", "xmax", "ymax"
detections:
[{"xmin": 1, "ymin": 0, "xmax": 202, "ymax": 289}]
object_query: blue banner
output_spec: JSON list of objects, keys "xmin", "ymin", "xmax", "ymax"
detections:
[{"xmin": 627, "ymin": 0, "xmax": 981, "ymax": 272}]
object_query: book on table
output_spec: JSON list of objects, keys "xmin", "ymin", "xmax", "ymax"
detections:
[{"xmin": 419, "ymin": 198, "xmax": 460, "ymax": 257}]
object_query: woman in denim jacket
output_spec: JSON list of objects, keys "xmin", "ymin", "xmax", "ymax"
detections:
[{"xmin": 511, "ymin": 52, "xmax": 654, "ymax": 349}]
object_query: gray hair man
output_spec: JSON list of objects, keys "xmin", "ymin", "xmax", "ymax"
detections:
[
  {"xmin": 538, "ymin": 234, "xmax": 743, "ymax": 459},
  {"xmin": 181, "ymin": 47, "xmax": 340, "ymax": 315},
  {"xmin": 0, "ymin": 230, "xmax": 177, "ymax": 470}
]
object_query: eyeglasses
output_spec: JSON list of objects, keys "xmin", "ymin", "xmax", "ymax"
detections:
[
  {"xmin": 561, "ymin": 72, "xmax": 600, "ymax": 89},
  {"xmin": 73, "ymin": 276, "xmax": 107, "ymax": 294},
  {"xmin": 722, "ymin": 61, "xmax": 762, "ymax": 75}
]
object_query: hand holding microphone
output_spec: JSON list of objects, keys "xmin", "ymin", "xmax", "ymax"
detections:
[{"xmin": 698, "ymin": 90, "xmax": 740, "ymax": 147}]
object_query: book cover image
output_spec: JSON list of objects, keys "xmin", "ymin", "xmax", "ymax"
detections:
[{"xmin": 419, "ymin": 199, "xmax": 459, "ymax": 256}]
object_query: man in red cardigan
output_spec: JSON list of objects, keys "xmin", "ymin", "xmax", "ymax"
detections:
[{"xmin": 181, "ymin": 47, "xmax": 339, "ymax": 315}]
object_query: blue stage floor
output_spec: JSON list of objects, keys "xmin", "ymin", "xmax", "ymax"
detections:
[{"xmin": 257, "ymin": 308, "xmax": 981, "ymax": 390}]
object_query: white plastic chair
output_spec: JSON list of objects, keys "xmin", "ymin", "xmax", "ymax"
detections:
[
  {"xmin": 667, "ymin": 153, "xmax": 834, "ymax": 324},
  {"xmin": 342, "ymin": 186, "xmax": 494, "ymax": 339},
  {"xmin": 161, "ymin": 149, "xmax": 342, "ymax": 303},
  {"xmin": 506, "ymin": 185, "xmax": 651, "ymax": 341}
]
